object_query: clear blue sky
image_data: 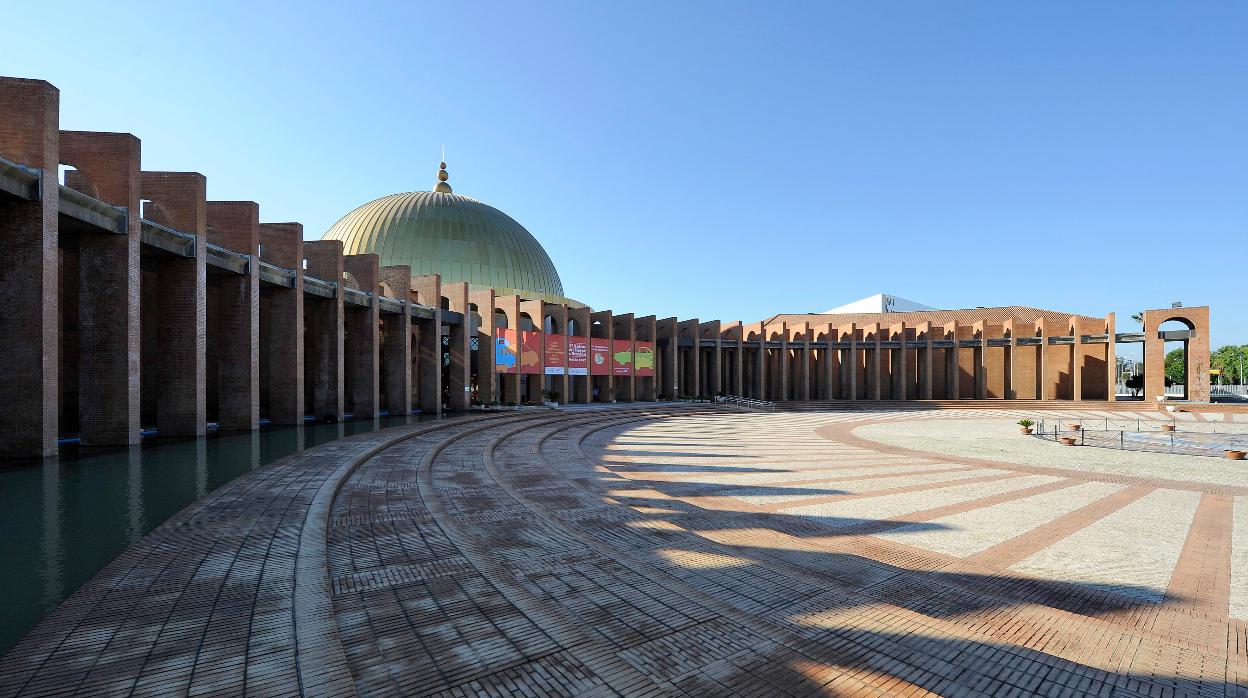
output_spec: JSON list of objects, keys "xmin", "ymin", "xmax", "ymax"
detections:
[{"xmin": 5, "ymin": 2, "xmax": 1245, "ymax": 350}]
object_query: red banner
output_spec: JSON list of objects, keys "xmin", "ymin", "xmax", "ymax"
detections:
[
  {"xmin": 520, "ymin": 330, "xmax": 542, "ymax": 374},
  {"xmin": 567, "ymin": 337, "xmax": 589, "ymax": 375},
  {"xmin": 590, "ymin": 338, "xmax": 611, "ymax": 376},
  {"xmin": 634, "ymin": 340, "xmax": 655, "ymax": 377},
  {"xmin": 544, "ymin": 334, "xmax": 566, "ymax": 374},
  {"xmin": 495, "ymin": 328, "xmax": 518, "ymax": 374},
  {"xmin": 611, "ymin": 339, "xmax": 633, "ymax": 376}
]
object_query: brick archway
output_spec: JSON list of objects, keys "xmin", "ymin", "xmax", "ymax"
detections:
[{"xmin": 1143, "ymin": 307, "xmax": 1209, "ymax": 403}]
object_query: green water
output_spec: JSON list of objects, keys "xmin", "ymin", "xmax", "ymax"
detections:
[{"xmin": 0, "ymin": 416, "xmax": 429, "ymax": 656}]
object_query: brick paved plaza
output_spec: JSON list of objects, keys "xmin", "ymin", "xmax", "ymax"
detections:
[{"xmin": 2, "ymin": 405, "xmax": 1245, "ymax": 697}]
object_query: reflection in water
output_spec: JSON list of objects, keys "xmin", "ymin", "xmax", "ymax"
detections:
[{"xmin": 0, "ymin": 415, "xmax": 422, "ymax": 656}]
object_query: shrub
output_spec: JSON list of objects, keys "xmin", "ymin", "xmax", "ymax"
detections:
[{"xmin": 1017, "ymin": 419, "xmax": 1035, "ymax": 428}]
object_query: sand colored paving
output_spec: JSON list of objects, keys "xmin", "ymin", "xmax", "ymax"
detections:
[
  {"xmin": 1234, "ymin": 496, "xmax": 1248, "ymax": 620},
  {"xmin": 877, "ymin": 480, "xmax": 1127, "ymax": 556},
  {"xmin": 854, "ymin": 417, "xmax": 1248, "ymax": 486},
  {"xmin": 781, "ymin": 473, "xmax": 1062, "ymax": 527},
  {"xmin": 1007, "ymin": 488, "xmax": 1202, "ymax": 602}
]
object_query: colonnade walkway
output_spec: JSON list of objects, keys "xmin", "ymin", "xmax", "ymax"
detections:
[{"xmin": 2, "ymin": 406, "xmax": 1245, "ymax": 696}]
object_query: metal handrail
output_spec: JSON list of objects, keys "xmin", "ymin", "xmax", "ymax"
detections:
[
  {"xmin": 717, "ymin": 395, "xmax": 775, "ymax": 412},
  {"xmin": 1031, "ymin": 417, "xmax": 1248, "ymax": 457}
]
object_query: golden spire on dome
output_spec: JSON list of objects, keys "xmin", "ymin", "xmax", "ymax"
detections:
[{"xmin": 434, "ymin": 146, "xmax": 452, "ymax": 194}]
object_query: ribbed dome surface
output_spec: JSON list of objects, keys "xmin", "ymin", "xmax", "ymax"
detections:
[{"xmin": 322, "ymin": 191, "xmax": 564, "ymax": 300}]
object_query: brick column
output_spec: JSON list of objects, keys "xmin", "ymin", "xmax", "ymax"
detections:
[
  {"xmin": 206, "ymin": 201, "xmax": 260, "ymax": 430},
  {"xmin": 141, "ymin": 172, "xmax": 208, "ymax": 436},
  {"xmin": 0, "ymin": 78, "xmax": 59, "ymax": 456},
  {"xmin": 891, "ymin": 323, "xmax": 907, "ymax": 400},
  {"xmin": 304, "ymin": 240, "xmax": 344, "ymax": 421},
  {"xmin": 616, "ymin": 313, "xmax": 638, "ymax": 402},
  {"xmin": 1036, "ymin": 320, "xmax": 1051, "ymax": 400},
  {"xmin": 866, "ymin": 324, "xmax": 881, "ymax": 400},
  {"xmin": 382, "ymin": 266, "xmax": 413, "ymax": 416},
  {"xmin": 945, "ymin": 321, "xmax": 960, "ymax": 400},
  {"xmin": 383, "ymin": 301, "xmax": 413, "ymax": 418},
  {"xmin": 1069, "ymin": 316, "xmax": 1084, "ymax": 401},
  {"xmin": 343, "ymin": 254, "xmax": 380, "ymax": 418},
  {"xmin": 658, "ymin": 317, "xmax": 678, "ymax": 400},
  {"xmin": 969, "ymin": 321, "xmax": 984, "ymax": 400},
  {"xmin": 411, "ymin": 275, "xmax": 443, "ymax": 415},
  {"xmin": 444, "ymin": 283, "xmax": 471, "ymax": 411},
  {"xmin": 259, "ymin": 222, "xmax": 304, "ymax": 425},
  {"xmin": 61, "ymin": 131, "xmax": 142, "ymax": 446},
  {"xmin": 1105, "ymin": 313, "xmax": 1117, "ymax": 402},
  {"xmin": 919, "ymin": 322, "xmax": 934, "ymax": 399},
  {"xmin": 841, "ymin": 324, "xmax": 857, "ymax": 401},
  {"xmin": 1003, "ymin": 319, "xmax": 1017, "ymax": 400}
]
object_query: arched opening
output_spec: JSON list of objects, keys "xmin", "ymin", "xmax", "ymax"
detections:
[
  {"xmin": 567, "ymin": 318, "xmax": 578, "ymax": 336},
  {"xmin": 1159, "ymin": 318, "xmax": 1196, "ymax": 400}
]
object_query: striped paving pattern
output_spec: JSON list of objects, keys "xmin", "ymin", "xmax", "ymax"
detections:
[{"xmin": 2, "ymin": 405, "xmax": 1245, "ymax": 696}]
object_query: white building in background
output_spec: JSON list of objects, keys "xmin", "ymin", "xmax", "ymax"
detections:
[{"xmin": 823, "ymin": 293, "xmax": 937, "ymax": 315}]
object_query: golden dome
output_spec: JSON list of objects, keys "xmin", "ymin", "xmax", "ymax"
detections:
[{"xmin": 322, "ymin": 179, "xmax": 567, "ymax": 302}]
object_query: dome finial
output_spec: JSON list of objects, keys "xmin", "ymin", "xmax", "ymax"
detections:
[{"xmin": 434, "ymin": 146, "xmax": 452, "ymax": 194}]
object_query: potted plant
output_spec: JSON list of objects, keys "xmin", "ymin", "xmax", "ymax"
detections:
[
  {"xmin": 1059, "ymin": 436, "xmax": 1077, "ymax": 446},
  {"xmin": 1067, "ymin": 423, "xmax": 1082, "ymax": 431},
  {"xmin": 1162, "ymin": 423, "xmax": 1176, "ymax": 432},
  {"xmin": 1017, "ymin": 419, "xmax": 1035, "ymax": 435},
  {"xmin": 542, "ymin": 390, "xmax": 561, "ymax": 407},
  {"xmin": 1225, "ymin": 449, "xmax": 1247, "ymax": 460}
]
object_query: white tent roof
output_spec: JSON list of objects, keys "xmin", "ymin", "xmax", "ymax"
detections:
[{"xmin": 822, "ymin": 293, "xmax": 936, "ymax": 315}]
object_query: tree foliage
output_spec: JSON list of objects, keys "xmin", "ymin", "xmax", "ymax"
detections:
[
  {"xmin": 1164, "ymin": 348, "xmax": 1185, "ymax": 385},
  {"xmin": 1210, "ymin": 344, "xmax": 1248, "ymax": 384}
]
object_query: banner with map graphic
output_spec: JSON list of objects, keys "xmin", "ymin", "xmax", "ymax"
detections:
[
  {"xmin": 589, "ymin": 338, "xmax": 611, "ymax": 376},
  {"xmin": 543, "ymin": 334, "xmax": 566, "ymax": 374},
  {"xmin": 494, "ymin": 328, "xmax": 518, "ymax": 374},
  {"xmin": 611, "ymin": 339, "xmax": 633, "ymax": 376},
  {"xmin": 520, "ymin": 331, "xmax": 542, "ymax": 374},
  {"xmin": 567, "ymin": 337, "xmax": 589, "ymax": 375},
  {"xmin": 634, "ymin": 341, "xmax": 655, "ymax": 377}
]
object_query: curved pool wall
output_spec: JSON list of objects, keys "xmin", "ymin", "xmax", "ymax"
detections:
[{"xmin": 0, "ymin": 415, "xmax": 436, "ymax": 656}]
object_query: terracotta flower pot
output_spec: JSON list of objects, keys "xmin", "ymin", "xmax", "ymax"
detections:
[
  {"xmin": 1067, "ymin": 424, "xmax": 1081, "ymax": 431},
  {"xmin": 1162, "ymin": 424, "xmax": 1175, "ymax": 432},
  {"xmin": 1059, "ymin": 437, "xmax": 1077, "ymax": 446},
  {"xmin": 1225, "ymin": 450, "xmax": 1246, "ymax": 461},
  {"xmin": 1019, "ymin": 427, "xmax": 1033, "ymax": 435}
]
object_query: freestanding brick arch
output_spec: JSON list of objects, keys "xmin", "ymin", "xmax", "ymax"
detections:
[{"xmin": 1143, "ymin": 306, "xmax": 1210, "ymax": 403}]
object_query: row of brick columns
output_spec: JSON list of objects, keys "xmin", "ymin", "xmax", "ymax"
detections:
[
  {"xmin": 704, "ymin": 318, "xmax": 1119, "ymax": 402},
  {"xmin": 0, "ymin": 78, "xmax": 431, "ymax": 457}
]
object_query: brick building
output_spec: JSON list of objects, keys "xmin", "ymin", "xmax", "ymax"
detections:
[{"xmin": 0, "ymin": 76, "xmax": 1212, "ymax": 458}]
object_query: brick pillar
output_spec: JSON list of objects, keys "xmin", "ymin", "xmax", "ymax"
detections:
[
  {"xmin": 658, "ymin": 317, "xmax": 678, "ymax": 400},
  {"xmin": 383, "ymin": 302, "xmax": 412, "ymax": 417},
  {"xmin": 972, "ymin": 321, "xmax": 987, "ymax": 400},
  {"xmin": 259, "ymin": 222, "xmax": 304, "ymax": 425},
  {"xmin": 0, "ymin": 78, "xmax": 59, "ymax": 456},
  {"xmin": 206, "ymin": 202, "xmax": 259, "ymax": 430},
  {"xmin": 381, "ymin": 266, "xmax": 412, "ymax": 416},
  {"xmin": 919, "ymin": 323, "xmax": 933, "ymax": 399},
  {"xmin": 867, "ymin": 324, "xmax": 881, "ymax": 400},
  {"xmin": 411, "ymin": 275, "xmax": 443, "ymax": 415},
  {"xmin": 60, "ymin": 131, "xmax": 142, "ymax": 446},
  {"xmin": 1068, "ymin": 316, "xmax": 1083, "ymax": 401},
  {"xmin": 445, "ymin": 282, "xmax": 471, "ymax": 411},
  {"xmin": 343, "ymin": 254, "xmax": 380, "ymax": 418},
  {"xmin": 141, "ymin": 172, "xmax": 207, "ymax": 436},
  {"xmin": 305, "ymin": 241, "xmax": 344, "ymax": 421},
  {"xmin": 1105, "ymin": 313, "xmax": 1117, "ymax": 402},
  {"xmin": 1003, "ymin": 319, "xmax": 1017, "ymax": 400},
  {"xmin": 945, "ymin": 322, "xmax": 960, "ymax": 400},
  {"xmin": 1036, "ymin": 320, "xmax": 1051, "ymax": 400},
  {"xmin": 841, "ymin": 324, "xmax": 857, "ymax": 401},
  {"xmin": 891, "ymin": 323, "xmax": 907, "ymax": 400}
]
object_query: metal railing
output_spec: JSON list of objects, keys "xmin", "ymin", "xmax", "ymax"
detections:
[
  {"xmin": 1032, "ymin": 417, "xmax": 1248, "ymax": 458},
  {"xmin": 717, "ymin": 395, "xmax": 775, "ymax": 412}
]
